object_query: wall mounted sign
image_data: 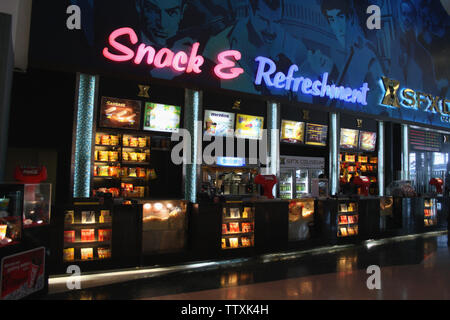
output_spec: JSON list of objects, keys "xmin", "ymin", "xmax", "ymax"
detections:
[
  {"xmin": 280, "ymin": 156, "xmax": 325, "ymax": 169},
  {"xmin": 143, "ymin": 103, "xmax": 181, "ymax": 133},
  {"xmin": 305, "ymin": 123, "xmax": 328, "ymax": 146},
  {"xmin": 99, "ymin": 97, "xmax": 141, "ymax": 130},
  {"xmin": 29, "ymin": 1, "xmax": 450, "ymax": 129},
  {"xmin": 216, "ymin": 157, "xmax": 246, "ymax": 167},
  {"xmin": 138, "ymin": 85, "xmax": 150, "ymax": 98},
  {"xmin": 409, "ymin": 128, "xmax": 442, "ymax": 152},
  {"xmin": 204, "ymin": 110, "xmax": 235, "ymax": 137},
  {"xmin": 255, "ymin": 57, "xmax": 369, "ymax": 106},
  {"xmin": 380, "ymin": 76, "xmax": 450, "ymax": 125}
]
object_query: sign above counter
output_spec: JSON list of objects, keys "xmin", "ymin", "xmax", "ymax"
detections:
[{"xmin": 29, "ymin": 1, "xmax": 450, "ymax": 129}]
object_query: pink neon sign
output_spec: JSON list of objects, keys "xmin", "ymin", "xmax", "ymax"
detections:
[{"xmin": 102, "ymin": 27, "xmax": 243, "ymax": 80}]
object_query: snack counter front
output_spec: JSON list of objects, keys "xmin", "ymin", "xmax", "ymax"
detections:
[
  {"xmin": 191, "ymin": 199, "xmax": 288, "ymax": 259},
  {"xmin": 57, "ymin": 198, "xmax": 189, "ymax": 273}
]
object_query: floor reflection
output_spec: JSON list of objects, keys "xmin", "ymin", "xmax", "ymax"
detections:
[{"xmin": 45, "ymin": 233, "xmax": 449, "ymax": 300}]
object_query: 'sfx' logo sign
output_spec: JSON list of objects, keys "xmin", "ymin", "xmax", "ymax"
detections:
[{"xmin": 381, "ymin": 77, "xmax": 401, "ymax": 108}]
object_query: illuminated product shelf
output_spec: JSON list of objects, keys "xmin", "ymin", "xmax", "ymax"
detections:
[
  {"xmin": 337, "ymin": 201, "xmax": 359, "ymax": 237},
  {"xmin": 423, "ymin": 198, "xmax": 437, "ymax": 227},
  {"xmin": 93, "ymin": 132, "xmax": 153, "ymax": 198},
  {"xmin": 63, "ymin": 206, "xmax": 113, "ymax": 262},
  {"xmin": 221, "ymin": 205, "xmax": 255, "ymax": 250}
]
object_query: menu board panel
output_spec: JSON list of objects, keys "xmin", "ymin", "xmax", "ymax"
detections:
[
  {"xmin": 340, "ymin": 128, "xmax": 359, "ymax": 149},
  {"xmin": 280, "ymin": 120, "xmax": 305, "ymax": 144},
  {"xmin": 204, "ymin": 110, "xmax": 235, "ymax": 137},
  {"xmin": 359, "ymin": 131, "xmax": 377, "ymax": 152},
  {"xmin": 235, "ymin": 114, "xmax": 264, "ymax": 140},
  {"xmin": 143, "ymin": 103, "xmax": 181, "ymax": 133},
  {"xmin": 99, "ymin": 97, "xmax": 141, "ymax": 130},
  {"xmin": 305, "ymin": 123, "xmax": 328, "ymax": 146},
  {"xmin": 409, "ymin": 129, "xmax": 442, "ymax": 152}
]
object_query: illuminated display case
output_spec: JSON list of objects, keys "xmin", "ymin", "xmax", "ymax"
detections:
[
  {"xmin": 337, "ymin": 200, "xmax": 359, "ymax": 237},
  {"xmin": 279, "ymin": 156, "xmax": 325, "ymax": 199},
  {"xmin": 0, "ymin": 185, "xmax": 23, "ymax": 248},
  {"xmin": 63, "ymin": 203, "xmax": 113, "ymax": 262},
  {"xmin": 140, "ymin": 200, "xmax": 187, "ymax": 254},
  {"xmin": 288, "ymin": 199, "xmax": 314, "ymax": 241},
  {"xmin": 23, "ymin": 184, "xmax": 51, "ymax": 228},
  {"xmin": 221, "ymin": 202, "xmax": 255, "ymax": 250},
  {"xmin": 340, "ymin": 152, "xmax": 378, "ymax": 195},
  {"xmin": 279, "ymin": 171, "xmax": 293, "ymax": 199},
  {"xmin": 93, "ymin": 131, "xmax": 152, "ymax": 199},
  {"xmin": 423, "ymin": 198, "xmax": 437, "ymax": 227}
]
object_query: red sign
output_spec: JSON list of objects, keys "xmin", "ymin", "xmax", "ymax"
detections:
[
  {"xmin": 103, "ymin": 27, "xmax": 244, "ymax": 80},
  {"xmin": 1, "ymin": 247, "xmax": 45, "ymax": 300},
  {"xmin": 14, "ymin": 166, "xmax": 47, "ymax": 183}
]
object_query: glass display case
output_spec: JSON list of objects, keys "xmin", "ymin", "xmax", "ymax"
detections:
[
  {"xmin": 63, "ymin": 204, "xmax": 113, "ymax": 262},
  {"xmin": 140, "ymin": 200, "xmax": 187, "ymax": 254},
  {"xmin": 295, "ymin": 169, "xmax": 309, "ymax": 195},
  {"xmin": 23, "ymin": 184, "xmax": 51, "ymax": 228},
  {"xmin": 0, "ymin": 185, "xmax": 23, "ymax": 248},
  {"xmin": 221, "ymin": 202, "xmax": 255, "ymax": 250},
  {"xmin": 288, "ymin": 198, "xmax": 314, "ymax": 241},
  {"xmin": 340, "ymin": 153, "xmax": 378, "ymax": 195},
  {"xmin": 279, "ymin": 156, "xmax": 324, "ymax": 199},
  {"xmin": 93, "ymin": 131, "xmax": 153, "ymax": 199},
  {"xmin": 279, "ymin": 171, "xmax": 293, "ymax": 200},
  {"xmin": 423, "ymin": 198, "xmax": 437, "ymax": 227},
  {"xmin": 337, "ymin": 200, "xmax": 359, "ymax": 237}
]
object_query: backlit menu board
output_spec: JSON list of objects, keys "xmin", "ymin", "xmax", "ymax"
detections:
[
  {"xmin": 99, "ymin": 97, "xmax": 141, "ymax": 130},
  {"xmin": 235, "ymin": 114, "xmax": 264, "ymax": 140},
  {"xmin": 409, "ymin": 129, "xmax": 442, "ymax": 152},
  {"xmin": 359, "ymin": 131, "xmax": 377, "ymax": 152},
  {"xmin": 143, "ymin": 103, "xmax": 181, "ymax": 133},
  {"xmin": 340, "ymin": 128, "xmax": 359, "ymax": 149},
  {"xmin": 305, "ymin": 123, "xmax": 328, "ymax": 146},
  {"xmin": 204, "ymin": 110, "xmax": 235, "ymax": 137},
  {"xmin": 280, "ymin": 120, "xmax": 305, "ymax": 144}
]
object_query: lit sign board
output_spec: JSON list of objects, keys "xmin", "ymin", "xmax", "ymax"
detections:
[
  {"xmin": 380, "ymin": 76, "xmax": 450, "ymax": 124},
  {"xmin": 254, "ymin": 56, "xmax": 370, "ymax": 105},
  {"xmin": 103, "ymin": 27, "xmax": 243, "ymax": 80},
  {"xmin": 216, "ymin": 157, "xmax": 246, "ymax": 167}
]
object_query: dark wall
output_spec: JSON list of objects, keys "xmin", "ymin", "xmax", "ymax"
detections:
[{"xmin": 8, "ymin": 68, "xmax": 76, "ymax": 206}]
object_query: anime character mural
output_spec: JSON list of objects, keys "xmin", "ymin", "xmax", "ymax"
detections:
[
  {"xmin": 202, "ymin": 0, "xmax": 308, "ymax": 96},
  {"xmin": 312, "ymin": 0, "xmax": 385, "ymax": 111},
  {"xmin": 32, "ymin": 0, "xmax": 449, "ymax": 128}
]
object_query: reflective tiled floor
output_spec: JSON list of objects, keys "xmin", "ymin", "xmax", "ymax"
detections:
[{"xmin": 44, "ymin": 232, "xmax": 450, "ymax": 300}]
